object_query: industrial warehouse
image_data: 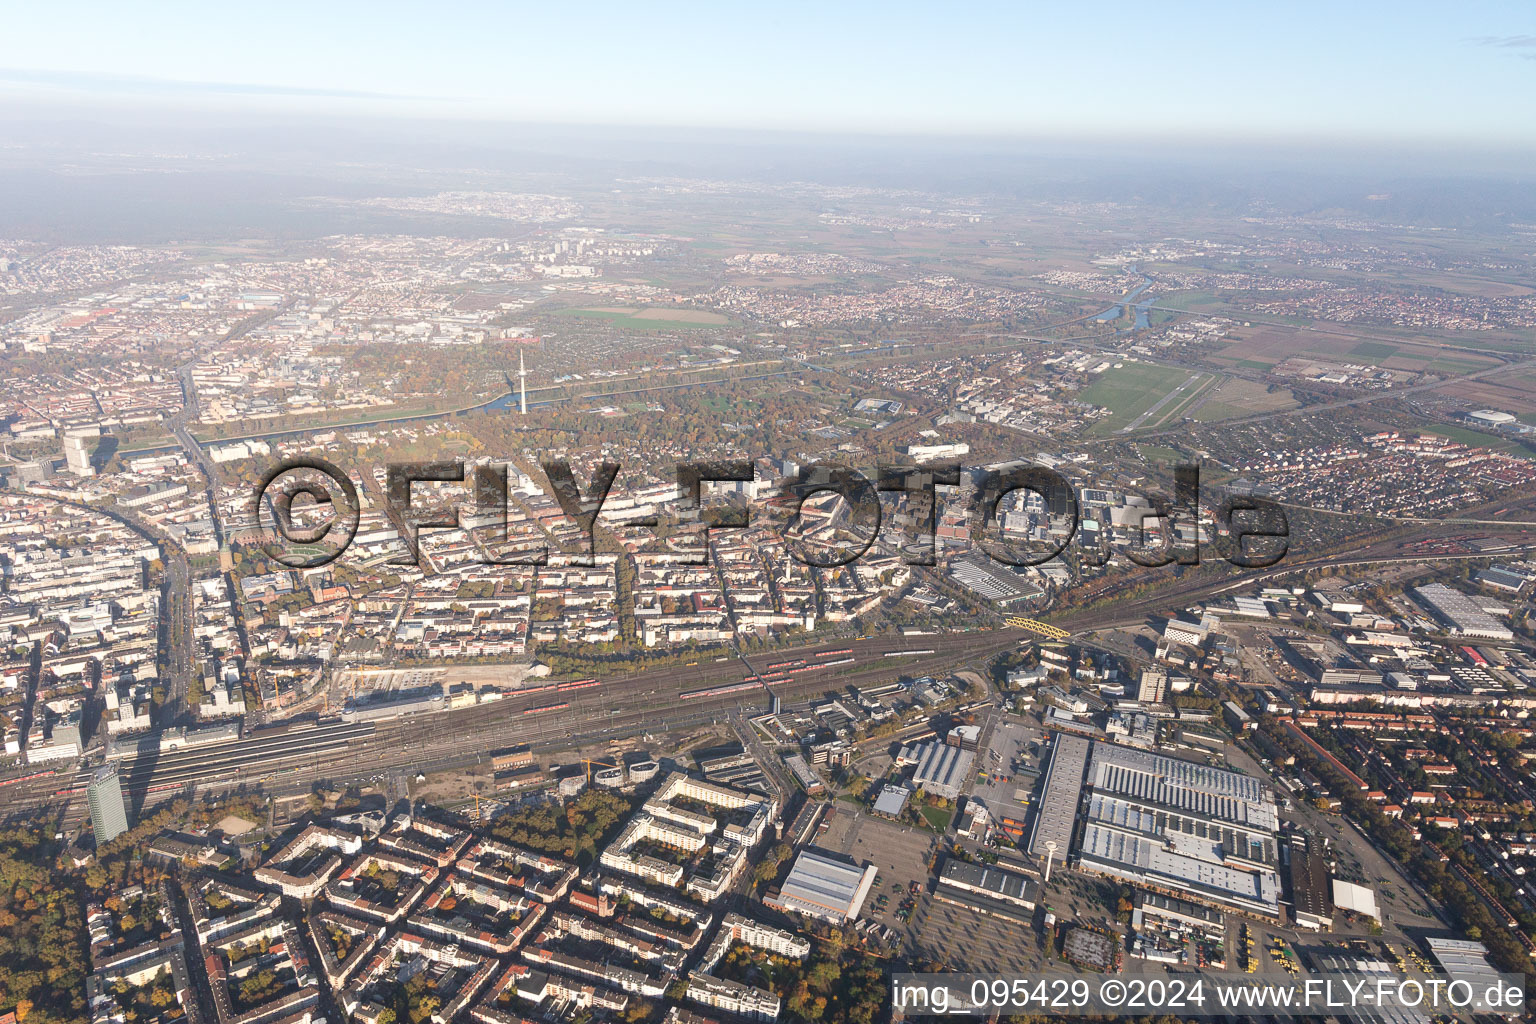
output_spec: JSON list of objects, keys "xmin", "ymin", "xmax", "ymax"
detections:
[
  {"xmin": 1030, "ymin": 735, "xmax": 1283, "ymax": 919},
  {"xmin": 1027, "ymin": 732, "xmax": 1091, "ymax": 864},
  {"xmin": 764, "ymin": 849, "xmax": 880, "ymax": 923},
  {"xmin": 896, "ymin": 739, "xmax": 976, "ymax": 801},
  {"xmin": 934, "ymin": 858, "xmax": 1038, "ymax": 925}
]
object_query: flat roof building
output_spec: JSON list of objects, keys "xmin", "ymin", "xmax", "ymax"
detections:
[
  {"xmin": 1413, "ymin": 583, "xmax": 1514, "ymax": 641},
  {"xmin": 1029, "ymin": 732, "xmax": 1091, "ymax": 862},
  {"xmin": 783, "ymin": 753, "xmax": 824, "ymax": 794},
  {"xmin": 1133, "ymin": 890, "xmax": 1224, "ymax": 935},
  {"xmin": 871, "ymin": 784, "xmax": 911, "ymax": 819},
  {"xmin": 1075, "ymin": 743, "xmax": 1282, "ymax": 919},
  {"xmin": 1475, "ymin": 567, "xmax": 1530, "ymax": 593},
  {"xmin": 1288, "ymin": 840, "xmax": 1333, "ymax": 931},
  {"xmin": 87, "ymin": 764, "xmax": 130, "ymax": 846},
  {"xmin": 1079, "ymin": 826, "xmax": 1280, "ymax": 919},
  {"xmin": 938, "ymin": 858, "xmax": 1037, "ymax": 910},
  {"xmin": 1425, "ymin": 937, "xmax": 1503, "ymax": 998},
  {"xmin": 764, "ymin": 849, "xmax": 878, "ymax": 923},
  {"xmin": 908, "ymin": 740, "xmax": 975, "ymax": 801},
  {"xmin": 1223, "ymin": 700, "xmax": 1254, "ymax": 733},
  {"xmin": 1136, "ymin": 668, "xmax": 1168, "ymax": 704},
  {"xmin": 1332, "ymin": 878, "xmax": 1379, "ymax": 920}
]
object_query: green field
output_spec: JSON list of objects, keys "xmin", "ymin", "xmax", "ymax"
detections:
[
  {"xmin": 1155, "ymin": 290, "xmax": 1223, "ymax": 312},
  {"xmin": 1137, "ymin": 443, "xmax": 1190, "ymax": 464},
  {"xmin": 553, "ymin": 308, "xmax": 730, "ymax": 331},
  {"xmin": 1078, "ymin": 363, "xmax": 1202, "ymax": 435},
  {"xmin": 1521, "ymin": 412, "xmax": 1536, "ymax": 427},
  {"xmin": 1349, "ymin": 341, "xmax": 1398, "ymax": 361},
  {"xmin": 1236, "ymin": 358, "xmax": 1277, "ymax": 370},
  {"xmin": 921, "ymin": 805, "xmax": 955, "ymax": 832},
  {"xmin": 1427, "ymin": 357, "xmax": 1493, "ymax": 375},
  {"xmin": 1191, "ymin": 401, "xmax": 1255, "ymax": 423}
]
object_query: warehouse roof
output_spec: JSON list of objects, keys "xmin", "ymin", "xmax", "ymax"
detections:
[
  {"xmin": 1028, "ymin": 732, "xmax": 1090, "ymax": 860},
  {"xmin": 771, "ymin": 849, "xmax": 877, "ymax": 922}
]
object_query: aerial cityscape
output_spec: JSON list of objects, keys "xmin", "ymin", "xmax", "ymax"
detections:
[{"xmin": 2, "ymin": 4, "xmax": 1536, "ymax": 1024}]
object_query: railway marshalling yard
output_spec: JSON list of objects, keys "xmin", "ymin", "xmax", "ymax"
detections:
[{"xmin": 9, "ymin": 628, "xmax": 1027, "ymax": 828}]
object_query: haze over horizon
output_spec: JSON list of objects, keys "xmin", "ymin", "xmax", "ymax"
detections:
[{"xmin": 2, "ymin": 0, "xmax": 1535, "ymax": 149}]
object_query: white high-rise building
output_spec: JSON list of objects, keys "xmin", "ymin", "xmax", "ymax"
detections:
[
  {"xmin": 87, "ymin": 764, "xmax": 130, "ymax": 845},
  {"xmin": 63, "ymin": 434, "xmax": 95, "ymax": 476},
  {"xmin": 1137, "ymin": 668, "xmax": 1168, "ymax": 704}
]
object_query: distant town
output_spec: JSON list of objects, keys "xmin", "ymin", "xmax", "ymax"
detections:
[{"xmin": 2, "ymin": 141, "xmax": 1536, "ymax": 1024}]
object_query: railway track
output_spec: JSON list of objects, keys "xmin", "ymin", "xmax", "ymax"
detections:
[
  {"xmin": 10, "ymin": 526, "xmax": 1528, "ymax": 822},
  {"xmin": 3, "ymin": 629, "xmax": 1025, "ymax": 817}
]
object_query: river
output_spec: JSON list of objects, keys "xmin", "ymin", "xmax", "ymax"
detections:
[{"xmin": 1092, "ymin": 273, "xmax": 1155, "ymax": 330}]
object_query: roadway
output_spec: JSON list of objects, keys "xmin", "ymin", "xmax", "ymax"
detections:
[
  {"xmin": 1119, "ymin": 371, "xmax": 1208, "ymax": 433},
  {"xmin": 155, "ymin": 350, "xmax": 243, "ymax": 720},
  {"xmin": 0, "ymin": 487, "xmax": 196, "ymax": 729},
  {"xmin": 160, "ymin": 545, "xmax": 194, "ymax": 726}
]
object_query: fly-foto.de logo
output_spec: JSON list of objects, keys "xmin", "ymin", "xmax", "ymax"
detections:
[{"xmin": 250, "ymin": 456, "xmax": 1288, "ymax": 571}]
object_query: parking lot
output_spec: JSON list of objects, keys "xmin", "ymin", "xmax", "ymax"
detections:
[
  {"xmin": 909, "ymin": 892, "xmax": 1044, "ymax": 972},
  {"xmin": 817, "ymin": 804, "xmax": 938, "ymax": 941},
  {"xmin": 967, "ymin": 715, "xmax": 1045, "ymax": 832},
  {"xmin": 1037, "ymin": 870, "xmax": 1123, "ymax": 931}
]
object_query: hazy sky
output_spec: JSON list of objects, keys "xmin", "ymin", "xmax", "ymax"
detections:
[{"xmin": 2, "ymin": 1, "xmax": 1534, "ymax": 146}]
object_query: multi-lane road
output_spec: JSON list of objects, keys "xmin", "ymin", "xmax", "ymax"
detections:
[{"xmin": 0, "ymin": 490, "xmax": 196, "ymax": 725}]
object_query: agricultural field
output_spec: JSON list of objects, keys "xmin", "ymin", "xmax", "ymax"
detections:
[
  {"xmin": 1149, "ymin": 290, "xmax": 1224, "ymax": 313},
  {"xmin": 1432, "ymin": 369, "xmax": 1536, "ymax": 416},
  {"xmin": 1205, "ymin": 325, "xmax": 1328, "ymax": 367},
  {"xmin": 1349, "ymin": 341, "xmax": 1398, "ymax": 361},
  {"xmin": 1380, "ymin": 346, "xmax": 1501, "ymax": 374},
  {"xmin": 1206, "ymin": 323, "xmax": 1502, "ymax": 376}
]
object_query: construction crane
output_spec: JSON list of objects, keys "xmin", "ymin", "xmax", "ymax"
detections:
[{"xmin": 583, "ymin": 758, "xmax": 619, "ymax": 782}]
